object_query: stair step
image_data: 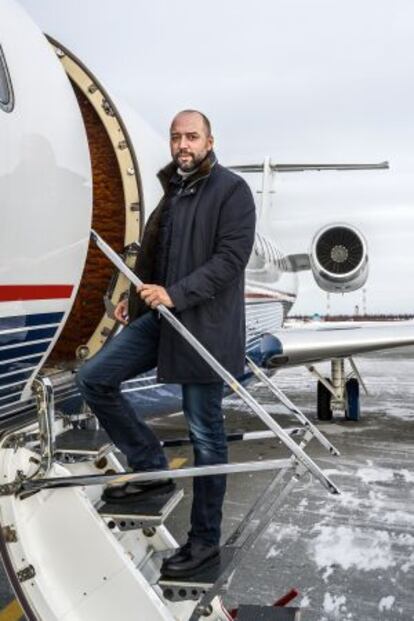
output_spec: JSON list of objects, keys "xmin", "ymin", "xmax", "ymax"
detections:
[
  {"xmin": 158, "ymin": 547, "xmax": 235, "ymax": 602},
  {"xmin": 99, "ymin": 489, "xmax": 184, "ymax": 530},
  {"xmin": 55, "ymin": 428, "xmax": 111, "ymax": 455},
  {"xmin": 237, "ymin": 605, "xmax": 301, "ymax": 621}
]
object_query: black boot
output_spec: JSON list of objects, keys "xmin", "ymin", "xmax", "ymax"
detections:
[
  {"xmin": 161, "ymin": 541, "xmax": 220, "ymax": 578},
  {"xmin": 102, "ymin": 478, "xmax": 176, "ymax": 503},
  {"xmin": 161, "ymin": 541, "xmax": 192, "ymax": 570}
]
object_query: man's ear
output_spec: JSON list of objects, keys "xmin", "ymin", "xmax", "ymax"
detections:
[{"xmin": 208, "ymin": 134, "xmax": 214, "ymax": 149}]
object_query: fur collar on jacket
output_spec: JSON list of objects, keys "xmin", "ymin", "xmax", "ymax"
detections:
[{"xmin": 157, "ymin": 150, "xmax": 217, "ymax": 192}]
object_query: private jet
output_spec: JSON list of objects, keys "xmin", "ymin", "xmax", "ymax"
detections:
[{"xmin": 1, "ymin": 1, "xmax": 414, "ymax": 619}]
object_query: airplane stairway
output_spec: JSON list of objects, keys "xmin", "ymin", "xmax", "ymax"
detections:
[
  {"xmin": 0, "ymin": 366, "xmax": 341, "ymax": 621},
  {"xmin": 0, "ymin": 232, "xmax": 343, "ymax": 620}
]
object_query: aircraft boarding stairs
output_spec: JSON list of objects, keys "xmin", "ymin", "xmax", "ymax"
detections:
[
  {"xmin": 0, "ymin": 232, "xmax": 342, "ymax": 620},
  {"xmin": 0, "ymin": 362, "xmax": 340, "ymax": 621}
]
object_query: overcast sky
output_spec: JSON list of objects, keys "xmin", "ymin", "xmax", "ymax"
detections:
[{"xmin": 19, "ymin": 0, "xmax": 414, "ymax": 315}]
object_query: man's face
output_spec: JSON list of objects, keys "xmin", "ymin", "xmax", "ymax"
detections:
[{"xmin": 170, "ymin": 113, "xmax": 213, "ymax": 172}]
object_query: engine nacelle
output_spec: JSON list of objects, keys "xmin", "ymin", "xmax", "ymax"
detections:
[{"xmin": 310, "ymin": 224, "xmax": 368, "ymax": 292}]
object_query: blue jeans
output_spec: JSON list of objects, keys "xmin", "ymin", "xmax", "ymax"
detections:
[{"xmin": 76, "ymin": 311, "xmax": 227, "ymax": 546}]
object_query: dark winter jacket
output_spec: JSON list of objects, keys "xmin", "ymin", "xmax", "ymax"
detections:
[{"xmin": 128, "ymin": 151, "xmax": 256, "ymax": 383}]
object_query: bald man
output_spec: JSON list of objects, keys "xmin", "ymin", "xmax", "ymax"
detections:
[{"xmin": 77, "ymin": 110, "xmax": 256, "ymax": 578}]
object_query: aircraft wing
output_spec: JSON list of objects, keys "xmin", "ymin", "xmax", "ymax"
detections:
[{"xmin": 260, "ymin": 321, "xmax": 414, "ymax": 367}]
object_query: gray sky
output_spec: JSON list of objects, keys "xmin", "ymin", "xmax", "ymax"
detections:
[{"xmin": 19, "ymin": 0, "xmax": 414, "ymax": 315}]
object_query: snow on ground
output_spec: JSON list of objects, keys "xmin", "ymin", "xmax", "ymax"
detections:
[
  {"xmin": 323, "ymin": 593, "xmax": 348, "ymax": 618},
  {"xmin": 379, "ymin": 596, "xmax": 396, "ymax": 612},
  {"xmin": 224, "ymin": 354, "xmax": 414, "ymax": 620},
  {"xmin": 356, "ymin": 465, "xmax": 395, "ymax": 483},
  {"xmin": 311, "ymin": 525, "xmax": 396, "ymax": 571}
]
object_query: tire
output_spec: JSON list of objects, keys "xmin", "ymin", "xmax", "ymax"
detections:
[
  {"xmin": 317, "ymin": 378, "xmax": 333, "ymax": 421},
  {"xmin": 345, "ymin": 377, "xmax": 360, "ymax": 421}
]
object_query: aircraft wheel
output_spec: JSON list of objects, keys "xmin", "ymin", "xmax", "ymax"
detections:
[
  {"xmin": 345, "ymin": 377, "xmax": 360, "ymax": 421},
  {"xmin": 317, "ymin": 379, "xmax": 333, "ymax": 421}
]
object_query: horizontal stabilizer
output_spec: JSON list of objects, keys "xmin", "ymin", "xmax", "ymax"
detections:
[
  {"xmin": 229, "ymin": 161, "xmax": 389, "ymax": 173},
  {"xmin": 284, "ymin": 253, "xmax": 311, "ymax": 272}
]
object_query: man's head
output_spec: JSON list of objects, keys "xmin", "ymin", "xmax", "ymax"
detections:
[{"xmin": 170, "ymin": 110, "xmax": 214, "ymax": 172}]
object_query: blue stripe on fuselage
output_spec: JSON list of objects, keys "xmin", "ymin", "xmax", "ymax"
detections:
[
  {"xmin": 0, "ymin": 394, "xmax": 22, "ymax": 408},
  {"xmin": 0, "ymin": 341, "xmax": 51, "ymax": 362},
  {"xmin": 0, "ymin": 326, "xmax": 58, "ymax": 347},
  {"xmin": 0, "ymin": 312, "xmax": 64, "ymax": 331},
  {"xmin": 0, "ymin": 339, "xmax": 51, "ymax": 361},
  {"xmin": 0, "ymin": 381, "xmax": 27, "ymax": 398},
  {"xmin": 0, "ymin": 355, "xmax": 43, "ymax": 376},
  {"xmin": 0, "ymin": 368, "xmax": 36, "ymax": 387}
]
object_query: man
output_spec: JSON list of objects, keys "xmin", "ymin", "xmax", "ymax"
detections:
[{"xmin": 76, "ymin": 110, "xmax": 256, "ymax": 578}]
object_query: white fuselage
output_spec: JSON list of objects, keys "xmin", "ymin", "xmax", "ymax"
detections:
[
  {"xmin": 0, "ymin": 0, "xmax": 297, "ymax": 419},
  {"xmin": 0, "ymin": 0, "xmax": 92, "ymax": 406}
]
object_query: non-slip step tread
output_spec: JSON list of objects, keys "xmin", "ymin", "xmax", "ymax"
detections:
[
  {"xmin": 99, "ymin": 488, "xmax": 184, "ymax": 520},
  {"xmin": 237, "ymin": 605, "xmax": 301, "ymax": 621},
  {"xmin": 159, "ymin": 546, "xmax": 235, "ymax": 588},
  {"xmin": 55, "ymin": 428, "xmax": 111, "ymax": 453}
]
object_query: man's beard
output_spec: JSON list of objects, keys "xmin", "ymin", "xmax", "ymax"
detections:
[{"xmin": 173, "ymin": 149, "xmax": 209, "ymax": 172}]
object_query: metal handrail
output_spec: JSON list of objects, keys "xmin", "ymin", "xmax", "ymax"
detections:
[
  {"xmin": 246, "ymin": 356, "xmax": 340, "ymax": 455},
  {"xmin": 88, "ymin": 230, "xmax": 339, "ymax": 495},
  {"xmin": 11, "ymin": 230, "xmax": 340, "ymax": 498},
  {"xmin": 17, "ymin": 459, "xmax": 293, "ymax": 496}
]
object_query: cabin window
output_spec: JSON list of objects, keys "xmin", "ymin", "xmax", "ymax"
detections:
[{"xmin": 0, "ymin": 46, "xmax": 14, "ymax": 112}]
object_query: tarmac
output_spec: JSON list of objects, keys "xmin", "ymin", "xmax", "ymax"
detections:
[{"xmin": 0, "ymin": 351, "xmax": 413, "ymax": 620}]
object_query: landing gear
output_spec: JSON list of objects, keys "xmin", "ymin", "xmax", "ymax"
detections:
[
  {"xmin": 345, "ymin": 377, "xmax": 360, "ymax": 421},
  {"xmin": 317, "ymin": 378, "xmax": 333, "ymax": 421},
  {"xmin": 308, "ymin": 357, "xmax": 366, "ymax": 421}
]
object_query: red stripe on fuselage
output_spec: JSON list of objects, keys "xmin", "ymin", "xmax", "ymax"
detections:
[{"xmin": 0, "ymin": 285, "xmax": 74, "ymax": 302}]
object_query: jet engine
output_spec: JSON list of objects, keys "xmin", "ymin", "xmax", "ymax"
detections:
[{"xmin": 310, "ymin": 224, "xmax": 368, "ymax": 292}]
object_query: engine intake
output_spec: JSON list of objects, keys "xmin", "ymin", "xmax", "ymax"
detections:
[{"xmin": 310, "ymin": 224, "xmax": 368, "ymax": 292}]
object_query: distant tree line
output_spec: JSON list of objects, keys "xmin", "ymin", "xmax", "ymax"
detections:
[{"xmin": 288, "ymin": 314, "xmax": 414, "ymax": 322}]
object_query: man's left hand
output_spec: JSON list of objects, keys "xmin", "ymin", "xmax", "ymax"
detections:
[{"xmin": 138, "ymin": 284, "xmax": 174, "ymax": 309}]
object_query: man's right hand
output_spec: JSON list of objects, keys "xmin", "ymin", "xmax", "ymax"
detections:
[{"xmin": 114, "ymin": 298, "xmax": 129, "ymax": 325}]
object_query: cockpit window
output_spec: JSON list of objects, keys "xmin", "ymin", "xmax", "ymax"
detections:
[{"xmin": 0, "ymin": 46, "xmax": 14, "ymax": 112}]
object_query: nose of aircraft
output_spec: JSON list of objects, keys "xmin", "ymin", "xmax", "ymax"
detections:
[{"xmin": 0, "ymin": 6, "xmax": 167, "ymax": 415}]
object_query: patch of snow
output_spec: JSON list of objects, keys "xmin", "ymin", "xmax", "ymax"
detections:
[
  {"xmin": 253, "ymin": 403, "xmax": 287, "ymax": 415},
  {"xmin": 401, "ymin": 469, "xmax": 414, "ymax": 483},
  {"xmin": 311, "ymin": 525, "xmax": 396, "ymax": 572},
  {"xmin": 401, "ymin": 553, "xmax": 414, "ymax": 573},
  {"xmin": 297, "ymin": 498, "xmax": 308, "ymax": 511},
  {"xmin": 334, "ymin": 490, "xmax": 361, "ymax": 509},
  {"xmin": 266, "ymin": 545, "xmax": 281, "ymax": 559},
  {"xmin": 396, "ymin": 533, "xmax": 414, "ymax": 545},
  {"xmin": 266, "ymin": 523, "xmax": 300, "ymax": 542},
  {"xmin": 322, "ymin": 566, "xmax": 334, "ymax": 582},
  {"xmin": 318, "ymin": 423, "xmax": 368, "ymax": 435},
  {"xmin": 356, "ymin": 466, "xmax": 394, "ymax": 483},
  {"xmin": 265, "ymin": 523, "xmax": 300, "ymax": 559},
  {"xmin": 378, "ymin": 596, "xmax": 395, "ymax": 612},
  {"xmin": 368, "ymin": 489, "xmax": 386, "ymax": 502},
  {"xmin": 300, "ymin": 594, "xmax": 310, "ymax": 607},
  {"xmin": 383, "ymin": 405, "xmax": 414, "ymax": 421},
  {"xmin": 382, "ymin": 510, "xmax": 414, "ymax": 526},
  {"xmin": 323, "ymin": 469, "xmax": 353, "ymax": 477},
  {"xmin": 323, "ymin": 593, "xmax": 347, "ymax": 616}
]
